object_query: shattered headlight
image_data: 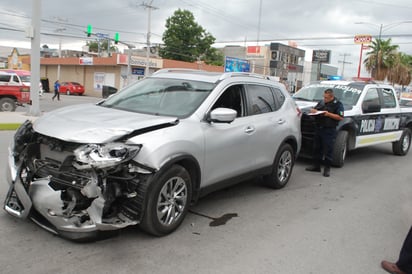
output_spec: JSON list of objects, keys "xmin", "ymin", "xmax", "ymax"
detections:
[{"xmin": 73, "ymin": 143, "xmax": 141, "ymax": 170}]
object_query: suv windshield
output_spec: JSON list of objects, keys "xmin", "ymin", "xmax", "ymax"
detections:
[
  {"xmin": 293, "ymin": 83, "xmax": 363, "ymax": 108},
  {"xmin": 100, "ymin": 77, "xmax": 215, "ymax": 117}
]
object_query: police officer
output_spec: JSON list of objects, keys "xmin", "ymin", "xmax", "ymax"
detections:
[
  {"xmin": 305, "ymin": 88, "xmax": 344, "ymax": 177},
  {"xmin": 381, "ymin": 225, "xmax": 412, "ymax": 274}
]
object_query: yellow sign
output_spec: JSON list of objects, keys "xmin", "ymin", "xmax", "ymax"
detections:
[{"xmin": 354, "ymin": 34, "xmax": 372, "ymax": 44}]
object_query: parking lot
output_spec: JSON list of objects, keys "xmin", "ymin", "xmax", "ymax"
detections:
[{"xmin": 0, "ymin": 117, "xmax": 411, "ymax": 273}]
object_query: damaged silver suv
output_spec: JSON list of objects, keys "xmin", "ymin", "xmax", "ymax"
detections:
[{"xmin": 4, "ymin": 69, "xmax": 301, "ymax": 241}]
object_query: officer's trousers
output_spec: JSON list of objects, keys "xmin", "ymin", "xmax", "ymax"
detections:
[
  {"xmin": 397, "ymin": 225, "xmax": 412, "ymax": 273},
  {"xmin": 312, "ymin": 127, "xmax": 337, "ymax": 167}
]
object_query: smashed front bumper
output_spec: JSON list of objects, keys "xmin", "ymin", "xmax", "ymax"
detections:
[{"xmin": 3, "ymin": 121, "xmax": 150, "ymax": 241}]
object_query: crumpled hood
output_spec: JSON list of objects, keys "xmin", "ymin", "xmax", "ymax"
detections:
[{"xmin": 33, "ymin": 104, "xmax": 178, "ymax": 143}]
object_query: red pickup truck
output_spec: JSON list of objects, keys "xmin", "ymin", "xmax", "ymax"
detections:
[
  {"xmin": 0, "ymin": 85, "xmax": 31, "ymax": 111},
  {"xmin": 0, "ymin": 71, "xmax": 31, "ymax": 111}
]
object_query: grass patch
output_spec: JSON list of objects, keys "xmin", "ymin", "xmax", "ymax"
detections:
[{"xmin": 0, "ymin": 123, "xmax": 21, "ymax": 130}]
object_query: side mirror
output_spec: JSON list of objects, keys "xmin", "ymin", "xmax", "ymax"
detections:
[{"xmin": 208, "ymin": 108, "xmax": 237, "ymax": 123}]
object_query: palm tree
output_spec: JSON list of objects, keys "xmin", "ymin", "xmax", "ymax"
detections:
[
  {"xmin": 364, "ymin": 38, "xmax": 399, "ymax": 80},
  {"xmin": 387, "ymin": 52, "xmax": 412, "ymax": 86}
]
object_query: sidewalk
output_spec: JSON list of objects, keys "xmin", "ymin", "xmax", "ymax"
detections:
[{"xmin": 0, "ymin": 111, "xmax": 40, "ymax": 130}]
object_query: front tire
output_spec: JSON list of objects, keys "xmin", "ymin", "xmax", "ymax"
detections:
[
  {"xmin": 332, "ymin": 130, "xmax": 348, "ymax": 167},
  {"xmin": 66, "ymin": 90, "xmax": 71, "ymax": 95},
  {"xmin": 263, "ymin": 143, "xmax": 294, "ymax": 189},
  {"xmin": 393, "ymin": 128, "xmax": 411, "ymax": 156},
  {"xmin": 0, "ymin": 98, "xmax": 16, "ymax": 112},
  {"xmin": 140, "ymin": 164, "xmax": 192, "ymax": 236}
]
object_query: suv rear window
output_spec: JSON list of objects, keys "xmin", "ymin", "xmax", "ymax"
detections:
[{"xmin": 247, "ymin": 84, "xmax": 283, "ymax": 115}]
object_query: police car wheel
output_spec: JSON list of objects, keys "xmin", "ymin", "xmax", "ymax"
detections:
[
  {"xmin": 392, "ymin": 128, "xmax": 411, "ymax": 156},
  {"xmin": 332, "ymin": 130, "xmax": 348, "ymax": 168}
]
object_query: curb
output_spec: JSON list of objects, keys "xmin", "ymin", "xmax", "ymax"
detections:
[{"xmin": 0, "ymin": 112, "xmax": 39, "ymax": 131}]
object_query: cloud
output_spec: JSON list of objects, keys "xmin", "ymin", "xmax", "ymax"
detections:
[{"xmin": 0, "ymin": 0, "xmax": 411, "ymax": 78}]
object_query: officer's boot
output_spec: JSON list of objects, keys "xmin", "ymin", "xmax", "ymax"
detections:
[
  {"xmin": 306, "ymin": 160, "xmax": 321, "ymax": 172},
  {"xmin": 323, "ymin": 160, "xmax": 331, "ymax": 177}
]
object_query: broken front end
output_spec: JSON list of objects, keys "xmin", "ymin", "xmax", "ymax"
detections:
[{"xmin": 4, "ymin": 120, "xmax": 153, "ymax": 241}]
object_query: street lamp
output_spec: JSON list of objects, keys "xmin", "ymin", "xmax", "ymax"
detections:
[{"xmin": 355, "ymin": 21, "xmax": 412, "ymax": 79}]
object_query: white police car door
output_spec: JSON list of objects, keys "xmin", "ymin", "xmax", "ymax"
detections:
[{"xmin": 355, "ymin": 87, "xmax": 402, "ymax": 148}]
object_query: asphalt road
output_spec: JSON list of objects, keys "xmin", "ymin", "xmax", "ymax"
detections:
[{"xmin": 1, "ymin": 94, "xmax": 411, "ymax": 274}]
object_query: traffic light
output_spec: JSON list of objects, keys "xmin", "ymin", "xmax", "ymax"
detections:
[
  {"xmin": 114, "ymin": 32, "xmax": 119, "ymax": 44},
  {"xmin": 87, "ymin": 24, "xmax": 92, "ymax": 37}
]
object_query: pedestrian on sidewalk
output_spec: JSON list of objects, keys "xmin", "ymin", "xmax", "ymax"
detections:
[
  {"xmin": 52, "ymin": 80, "xmax": 60, "ymax": 101},
  {"xmin": 381, "ymin": 225, "xmax": 412, "ymax": 274}
]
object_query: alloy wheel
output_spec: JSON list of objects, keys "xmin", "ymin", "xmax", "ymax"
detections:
[{"xmin": 156, "ymin": 176, "xmax": 188, "ymax": 226}]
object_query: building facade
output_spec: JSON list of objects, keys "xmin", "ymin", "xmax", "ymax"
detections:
[{"xmin": 5, "ymin": 48, "xmax": 223, "ymax": 97}]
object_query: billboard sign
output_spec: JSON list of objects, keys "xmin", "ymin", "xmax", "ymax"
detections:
[
  {"xmin": 224, "ymin": 56, "xmax": 250, "ymax": 72},
  {"xmin": 354, "ymin": 34, "xmax": 372, "ymax": 44},
  {"xmin": 312, "ymin": 50, "xmax": 331, "ymax": 63}
]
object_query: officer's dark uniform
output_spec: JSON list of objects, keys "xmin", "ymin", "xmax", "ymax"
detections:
[
  {"xmin": 311, "ymin": 97, "xmax": 344, "ymax": 174},
  {"xmin": 397, "ymin": 225, "xmax": 412, "ymax": 273}
]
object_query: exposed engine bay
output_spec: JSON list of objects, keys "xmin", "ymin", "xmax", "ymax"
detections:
[{"xmin": 4, "ymin": 120, "xmax": 155, "ymax": 241}]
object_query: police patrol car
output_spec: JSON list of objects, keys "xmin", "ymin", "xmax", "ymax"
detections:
[{"xmin": 293, "ymin": 80, "xmax": 412, "ymax": 167}]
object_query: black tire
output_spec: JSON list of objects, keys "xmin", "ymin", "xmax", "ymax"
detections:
[
  {"xmin": 263, "ymin": 143, "xmax": 294, "ymax": 189},
  {"xmin": 140, "ymin": 164, "xmax": 192, "ymax": 236},
  {"xmin": 392, "ymin": 128, "xmax": 411, "ymax": 156},
  {"xmin": 332, "ymin": 130, "xmax": 348, "ymax": 167},
  {"xmin": 0, "ymin": 98, "xmax": 16, "ymax": 112},
  {"xmin": 66, "ymin": 90, "xmax": 71, "ymax": 95}
]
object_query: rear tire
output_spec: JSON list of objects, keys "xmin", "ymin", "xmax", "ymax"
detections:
[
  {"xmin": 263, "ymin": 143, "xmax": 294, "ymax": 189},
  {"xmin": 140, "ymin": 164, "xmax": 192, "ymax": 236},
  {"xmin": 332, "ymin": 130, "xmax": 348, "ymax": 167},
  {"xmin": 0, "ymin": 98, "xmax": 16, "ymax": 112},
  {"xmin": 393, "ymin": 128, "xmax": 411, "ymax": 156}
]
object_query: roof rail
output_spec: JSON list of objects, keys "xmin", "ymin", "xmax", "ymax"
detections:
[
  {"xmin": 152, "ymin": 68, "xmax": 205, "ymax": 75},
  {"xmin": 218, "ymin": 72, "xmax": 271, "ymax": 81}
]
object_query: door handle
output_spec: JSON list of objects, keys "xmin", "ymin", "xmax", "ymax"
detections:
[
  {"xmin": 245, "ymin": 126, "xmax": 255, "ymax": 134},
  {"xmin": 277, "ymin": 119, "xmax": 286, "ymax": 124}
]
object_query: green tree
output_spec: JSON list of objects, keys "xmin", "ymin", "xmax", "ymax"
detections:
[
  {"xmin": 364, "ymin": 38, "xmax": 399, "ymax": 80},
  {"xmin": 387, "ymin": 52, "xmax": 412, "ymax": 86},
  {"xmin": 160, "ymin": 9, "xmax": 221, "ymax": 65},
  {"xmin": 202, "ymin": 47, "xmax": 224, "ymax": 66},
  {"xmin": 86, "ymin": 40, "xmax": 117, "ymax": 53}
]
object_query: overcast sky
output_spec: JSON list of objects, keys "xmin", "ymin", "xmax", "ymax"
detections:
[{"xmin": 0, "ymin": 0, "xmax": 411, "ymax": 78}]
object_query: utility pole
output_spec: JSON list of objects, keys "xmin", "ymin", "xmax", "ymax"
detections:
[
  {"xmin": 338, "ymin": 53, "xmax": 352, "ymax": 78},
  {"xmin": 141, "ymin": 0, "xmax": 158, "ymax": 77},
  {"xmin": 27, "ymin": 0, "xmax": 41, "ymax": 116}
]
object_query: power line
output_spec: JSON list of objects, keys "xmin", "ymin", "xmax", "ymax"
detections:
[{"xmin": 215, "ymin": 33, "xmax": 412, "ymax": 44}]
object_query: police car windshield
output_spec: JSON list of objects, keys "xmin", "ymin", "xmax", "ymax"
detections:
[{"xmin": 294, "ymin": 84, "xmax": 362, "ymax": 108}]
